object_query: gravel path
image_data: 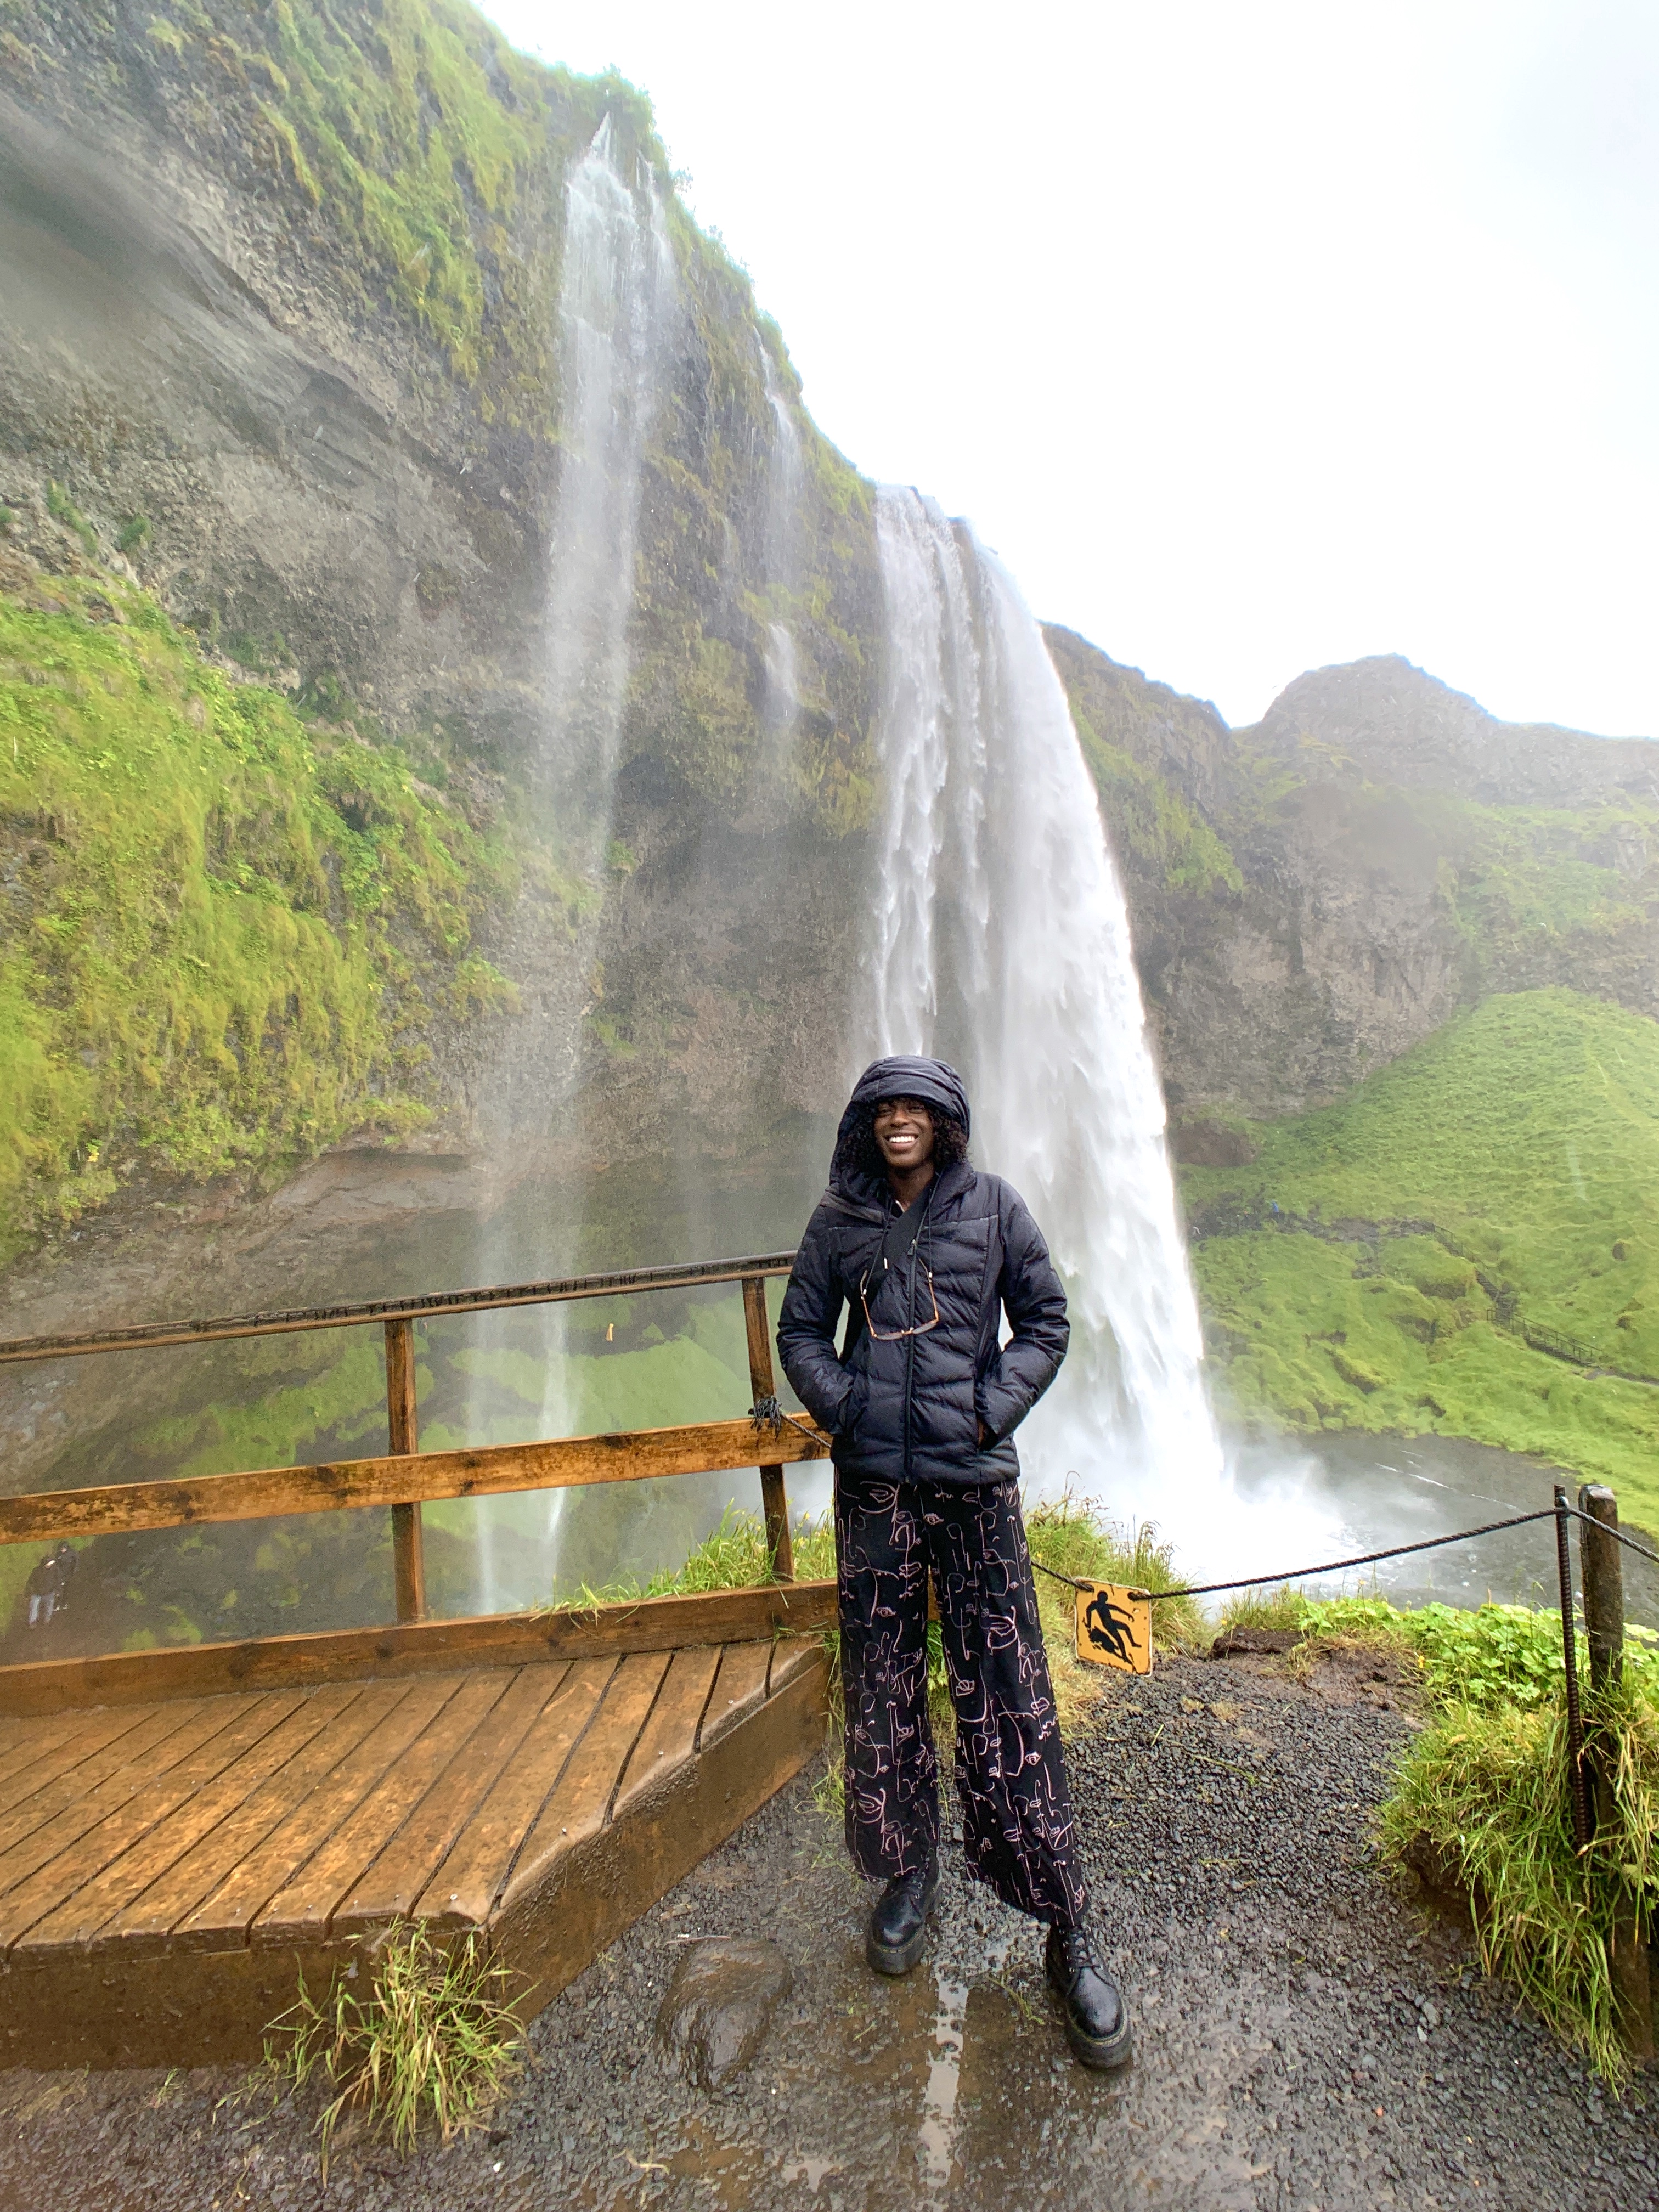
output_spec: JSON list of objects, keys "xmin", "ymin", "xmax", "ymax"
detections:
[{"xmin": 2, "ymin": 1647, "xmax": 1654, "ymax": 2210}]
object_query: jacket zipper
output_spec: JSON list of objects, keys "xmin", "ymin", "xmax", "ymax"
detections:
[{"xmin": 901, "ymin": 1200, "xmax": 918, "ymax": 1477}]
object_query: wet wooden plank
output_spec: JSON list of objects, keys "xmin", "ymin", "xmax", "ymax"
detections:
[
  {"xmin": 0, "ymin": 1580, "xmax": 838, "ymax": 1712},
  {"xmin": 330, "ymin": 1666, "xmax": 564, "ymax": 1939},
  {"xmin": 17, "ymin": 1689, "xmax": 358, "ymax": 1952},
  {"xmin": 0, "ymin": 1709, "xmax": 107, "ymax": 1804},
  {"xmin": 17, "ymin": 1692, "xmax": 318, "ymax": 1951},
  {"xmin": 101, "ymin": 1683, "xmax": 394, "ymax": 1954},
  {"xmin": 612, "ymin": 1647, "xmax": 722, "ymax": 1819},
  {"xmin": 697, "ymin": 1641, "xmax": 772, "ymax": 1752},
  {"xmin": 768, "ymin": 1634, "xmax": 828, "ymax": 1697},
  {"xmin": 0, "ymin": 1419, "xmax": 830, "ymax": 1544},
  {"xmin": 0, "ymin": 1703, "xmax": 194, "ymax": 1855},
  {"xmin": 410, "ymin": 1658, "xmax": 616, "ymax": 1930},
  {"xmin": 0, "ymin": 1695, "xmax": 285, "ymax": 1952},
  {"xmin": 498, "ymin": 1652, "xmax": 671, "ymax": 1915},
  {"xmin": 0, "ymin": 1700, "xmax": 229, "ymax": 1916},
  {"xmin": 495, "ymin": 1648, "xmax": 830, "ymax": 2019},
  {"xmin": 0, "ymin": 1642, "xmax": 834, "ymax": 2070},
  {"xmin": 253, "ymin": 1672, "xmax": 510, "ymax": 1943},
  {"xmin": 173, "ymin": 1675, "xmax": 461, "ymax": 1951}
]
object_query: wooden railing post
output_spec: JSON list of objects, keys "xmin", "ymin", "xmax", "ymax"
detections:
[
  {"xmin": 385, "ymin": 1317, "xmax": 425, "ymax": 1623},
  {"xmin": 741, "ymin": 1277, "xmax": 794, "ymax": 1581},
  {"xmin": 1578, "ymin": 1482, "xmax": 1654, "ymax": 2064}
]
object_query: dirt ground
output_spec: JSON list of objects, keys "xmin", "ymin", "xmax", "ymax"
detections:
[{"xmin": 1, "ymin": 1646, "xmax": 1655, "ymax": 2211}]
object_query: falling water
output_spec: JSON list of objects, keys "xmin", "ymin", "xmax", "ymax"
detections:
[
  {"xmin": 760, "ymin": 347, "xmax": 804, "ymax": 741},
  {"xmin": 865, "ymin": 488, "xmax": 1254, "ymax": 1559},
  {"xmin": 465, "ymin": 119, "xmax": 675, "ymax": 1612},
  {"xmin": 544, "ymin": 115, "xmax": 675, "ymax": 828}
]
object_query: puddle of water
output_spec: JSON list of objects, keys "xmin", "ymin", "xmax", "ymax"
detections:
[
  {"xmin": 778, "ymin": 2155, "xmax": 844, "ymax": 2192},
  {"xmin": 918, "ymin": 1974, "xmax": 967, "ymax": 2192},
  {"xmin": 662, "ymin": 2117, "xmax": 767, "ymax": 2207}
]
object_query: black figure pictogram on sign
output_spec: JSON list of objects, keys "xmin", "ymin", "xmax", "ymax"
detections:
[{"xmin": 1073, "ymin": 1581, "xmax": 1153, "ymax": 1674}]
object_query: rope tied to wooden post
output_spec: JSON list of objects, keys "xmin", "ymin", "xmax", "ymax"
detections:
[{"xmin": 748, "ymin": 1395, "xmax": 825, "ymax": 1451}]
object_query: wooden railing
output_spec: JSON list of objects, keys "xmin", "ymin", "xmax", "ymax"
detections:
[{"xmin": 0, "ymin": 1255, "xmax": 833, "ymax": 1702}]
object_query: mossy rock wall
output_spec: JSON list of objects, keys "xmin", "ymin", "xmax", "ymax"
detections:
[{"xmin": 0, "ymin": 0, "xmax": 879, "ymax": 1251}]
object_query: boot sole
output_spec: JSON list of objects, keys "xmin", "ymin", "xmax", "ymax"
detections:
[
  {"xmin": 865, "ymin": 1923, "xmax": 928, "ymax": 1976},
  {"xmin": 865, "ymin": 1878, "xmax": 940, "ymax": 1977},
  {"xmin": 1060, "ymin": 2011, "xmax": 1134, "ymax": 2070}
]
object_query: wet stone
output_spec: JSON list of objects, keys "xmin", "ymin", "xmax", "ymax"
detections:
[{"xmin": 657, "ymin": 1937, "xmax": 793, "ymax": 2089}]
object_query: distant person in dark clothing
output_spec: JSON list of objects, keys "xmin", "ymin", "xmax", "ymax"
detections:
[
  {"xmin": 25, "ymin": 1549, "xmax": 60, "ymax": 1628},
  {"xmin": 23, "ymin": 1542, "xmax": 76, "ymax": 1629},
  {"xmin": 778, "ymin": 1055, "xmax": 1131, "ymax": 2072},
  {"xmin": 49, "ymin": 1541, "xmax": 75, "ymax": 1612}
]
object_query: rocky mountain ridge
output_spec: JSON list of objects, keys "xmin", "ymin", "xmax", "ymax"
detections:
[{"xmin": 1051, "ymin": 634, "xmax": 1658, "ymax": 1131}]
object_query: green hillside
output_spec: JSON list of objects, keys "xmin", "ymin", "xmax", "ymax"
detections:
[
  {"xmin": 0, "ymin": 559, "xmax": 513, "ymax": 1257},
  {"xmin": 1186, "ymin": 991, "xmax": 1659, "ymax": 1521}
]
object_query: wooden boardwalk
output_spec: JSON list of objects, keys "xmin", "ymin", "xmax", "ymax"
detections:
[{"xmin": 0, "ymin": 1634, "xmax": 827, "ymax": 2070}]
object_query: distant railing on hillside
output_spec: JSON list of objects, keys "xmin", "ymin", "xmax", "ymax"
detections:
[{"xmin": 1519, "ymin": 1318, "xmax": 1659, "ymax": 1389}]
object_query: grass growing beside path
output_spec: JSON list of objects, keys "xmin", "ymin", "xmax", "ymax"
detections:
[
  {"xmin": 266, "ymin": 1922, "xmax": 523, "ymax": 2171},
  {"xmin": 1222, "ymin": 1585, "xmax": 1659, "ymax": 2086}
]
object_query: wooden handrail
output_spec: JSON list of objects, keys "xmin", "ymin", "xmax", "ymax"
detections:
[
  {"xmin": 0, "ymin": 1250, "xmax": 800, "ymax": 1365},
  {"xmin": 2, "ymin": 1255, "xmax": 821, "ymax": 1670},
  {"xmin": 0, "ymin": 1414, "xmax": 830, "ymax": 1546}
]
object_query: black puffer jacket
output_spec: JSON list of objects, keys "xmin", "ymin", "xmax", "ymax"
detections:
[{"xmin": 777, "ymin": 1057, "xmax": 1069, "ymax": 1487}]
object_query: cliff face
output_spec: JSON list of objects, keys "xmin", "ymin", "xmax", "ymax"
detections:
[
  {"xmin": 0, "ymin": 1, "xmax": 876, "ymax": 1254},
  {"xmin": 1048, "ymin": 634, "xmax": 1659, "ymax": 1129}
]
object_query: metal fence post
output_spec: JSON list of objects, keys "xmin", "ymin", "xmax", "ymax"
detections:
[
  {"xmin": 741, "ymin": 1277, "xmax": 794, "ymax": 1581},
  {"xmin": 385, "ymin": 1317, "xmax": 425, "ymax": 1623},
  {"xmin": 1578, "ymin": 1483, "xmax": 1654, "ymax": 2063}
]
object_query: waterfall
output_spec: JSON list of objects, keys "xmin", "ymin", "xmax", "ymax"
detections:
[
  {"xmin": 464, "ymin": 119, "xmax": 675, "ymax": 1613},
  {"xmin": 760, "ymin": 348, "xmax": 803, "ymax": 740},
  {"xmin": 865, "ymin": 488, "xmax": 1235, "ymax": 1549},
  {"xmin": 544, "ymin": 115, "xmax": 675, "ymax": 831}
]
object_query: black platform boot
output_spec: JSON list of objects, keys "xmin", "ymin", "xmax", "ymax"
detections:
[
  {"xmin": 1045, "ymin": 1926, "xmax": 1133, "ymax": 2069},
  {"xmin": 865, "ymin": 1860, "xmax": 940, "ymax": 1976}
]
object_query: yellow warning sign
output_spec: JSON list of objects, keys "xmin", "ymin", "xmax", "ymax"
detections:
[{"xmin": 1074, "ymin": 1581, "xmax": 1153, "ymax": 1673}]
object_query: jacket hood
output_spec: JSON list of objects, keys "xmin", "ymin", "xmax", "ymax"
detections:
[{"xmin": 831, "ymin": 1057, "xmax": 972, "ymax": 1200}]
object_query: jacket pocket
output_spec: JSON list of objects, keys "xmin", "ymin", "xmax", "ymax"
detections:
[{"xmin": 836, "ymin": 1363, "xmax": 870, "ymax": 1438}]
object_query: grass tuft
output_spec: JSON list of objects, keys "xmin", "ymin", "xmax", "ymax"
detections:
[
  {"xmin": 266, "ymin": 1921, "xmax": 523, "ymax": 2172},
  {"xmin": 1379, "ymin": 1681, "xmax": 1659, "ymax": 2089},
  {"xmin": 1217, "ymin": 1583, "xmax": 1304, "ymax": 1633},
  {"xmin": 540, "ymin": 1503, "xmax": 836, "ymax": 1613}
]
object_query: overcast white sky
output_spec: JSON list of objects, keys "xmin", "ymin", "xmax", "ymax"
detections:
[{"xmin": 482, "ymin": 1, "xmax": 1658, "ymax": 737}]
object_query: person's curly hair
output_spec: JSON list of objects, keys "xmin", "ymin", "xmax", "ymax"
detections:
[{"xmin": 833, "ymin": 1098, "xmax": 970, "ymax": 1185}]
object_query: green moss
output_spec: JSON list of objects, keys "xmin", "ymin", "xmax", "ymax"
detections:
[
  {"xmin": 46, "ymin": 480, "xmax": 97, "ymax": 558},
  {"xmin": 131, "ymin": 1, "xmax": 663, "ymax": 405},
  {"xmin": 1070, "ymin": 706, "xmax": 1242, "ymax": 894},
  {"xmin": 0, "ymin": 566, "xmax": 514, "ymax": 1255},
  {"xmin": 1190, "ymin": 991, "xmax": 1659, "ymax": 1518}
]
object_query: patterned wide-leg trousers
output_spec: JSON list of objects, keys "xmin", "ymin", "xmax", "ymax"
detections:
[{"xmin": 834, "ymin": 1470, "xmax": 1089, "ymax": 1928}]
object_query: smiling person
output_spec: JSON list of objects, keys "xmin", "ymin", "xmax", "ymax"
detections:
[{"xmin": 777, "ymin": 1056, "xmax": 1131, "ymax": 2071}]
